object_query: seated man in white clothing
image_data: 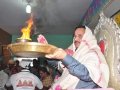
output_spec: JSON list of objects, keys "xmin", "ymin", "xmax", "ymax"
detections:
[{"xmin": 5, "ymin": 60, "xmax": 43, "ymax": 90}]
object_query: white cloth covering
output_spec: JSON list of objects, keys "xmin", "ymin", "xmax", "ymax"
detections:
[{"xmin": 51, "ymin": 26, "xmax": 109, "ymax": 89}]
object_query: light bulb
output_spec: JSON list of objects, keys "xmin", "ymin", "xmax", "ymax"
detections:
[{"xmin": 26, "ymin": 4, "xmax": 31, "ymax": 13}]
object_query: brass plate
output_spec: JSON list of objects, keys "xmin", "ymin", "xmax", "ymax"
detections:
[{"xmin": 7, "ymin": 42, "xmax": 57, "ymax": 58}]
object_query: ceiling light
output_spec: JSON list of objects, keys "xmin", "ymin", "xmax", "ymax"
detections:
[{"xmin": 26, "ymin": 4, "xmax": 31, "ymax": 13}]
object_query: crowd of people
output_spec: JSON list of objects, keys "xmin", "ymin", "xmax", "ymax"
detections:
[{"xmin": 0, "ymin": 58, "xmax": 60, "ymax": 90}]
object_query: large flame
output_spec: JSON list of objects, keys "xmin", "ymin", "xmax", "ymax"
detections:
[{"xmin": 18, "ymin": 16, "xmax": 33, "ymax": 40}]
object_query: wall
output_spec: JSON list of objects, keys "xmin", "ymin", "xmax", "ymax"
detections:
[
  {"xmin": 0, "ymin": 28, "xmax": 12, "ymax": 44},
  {"xmin": 0, "ymin": 28, "xmax": 12, "ymax": 63},
  {"xmin": 12, "ymin": 34, "xmax": 73, "ymax": 49}
]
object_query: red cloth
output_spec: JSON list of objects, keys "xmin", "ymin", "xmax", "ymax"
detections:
[
  {"xmin": 98, "ymin": 40, "xmax": 105, "ymax": 54},
  {"xmin": 37, "ymin": 34, "xmax": 48, "ymax": 44},
  {"xmin": 65, "ymin": 49, "xmax": 74, "ymax": 56}
]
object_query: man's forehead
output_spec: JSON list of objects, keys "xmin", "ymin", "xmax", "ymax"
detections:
[
  {"xmin": 76, "ymin": 27, "xmax": 85, "ymax": 30},
  {"xmin": 75, "ymin": 28, "xmax": 85, "ymax": 33}
]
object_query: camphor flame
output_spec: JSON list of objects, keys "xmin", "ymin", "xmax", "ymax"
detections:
[{"xmin": 18, "ymin": 15, "xmax": 33, "ymax": 40}]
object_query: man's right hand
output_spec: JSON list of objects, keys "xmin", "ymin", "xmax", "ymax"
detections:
[{"xmin": 45, "ymin": 48, "xmax": 67, "ymax": 60}]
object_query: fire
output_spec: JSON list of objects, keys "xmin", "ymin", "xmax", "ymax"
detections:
[{"xmin": 18, "ymin": 16, "xmax": 33, "ymax": 41}]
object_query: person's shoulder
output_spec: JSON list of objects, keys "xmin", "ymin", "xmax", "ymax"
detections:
[
  {"xmin": 0, "ymin": 70, "xmax": 8, "ymax": 77},
  {"xmin": 9, "ymin": 73, "xmax": 18, "ymax": 80},
  {"xmin": 85, "ymin": 51, "xmax": 98, "ymax": 57},
  {"xmin": 3, "ymin": 71, "xmax": 9, "ymax": 77}
]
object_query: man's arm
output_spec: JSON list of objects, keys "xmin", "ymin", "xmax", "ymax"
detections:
[
  {"xmin": 62, "ymin": 55, "xmax": 92, "ymax": 81},
  {"xmin": 45, "ymin": 48, "xmax": 92, "ymax": 81}
]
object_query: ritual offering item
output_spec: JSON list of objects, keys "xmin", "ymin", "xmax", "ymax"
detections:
[
  {"xmin": 8, "ymin": 16, "xmax": 57, "ymax": 58},
  {"xmin": 17, "ymin": 16, "xmax": 33, "ymax": 42},
  {"xmin": 7, "ymin": 42, "xmax": 57, "ymax": 58}
]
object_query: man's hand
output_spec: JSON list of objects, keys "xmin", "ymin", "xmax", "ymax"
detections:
[{"xmin": 45, "ymin": 48, "xmax": 67, "ymax": 60}]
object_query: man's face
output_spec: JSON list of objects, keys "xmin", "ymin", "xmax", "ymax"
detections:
[{"xmin": 74, "ymin": 28, "xmax": 85, "ymax": 48}]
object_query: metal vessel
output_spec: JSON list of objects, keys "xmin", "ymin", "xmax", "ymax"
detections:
[{"xmin": 7, "ymin": 42, "xmax": 57, "ymax": 58}]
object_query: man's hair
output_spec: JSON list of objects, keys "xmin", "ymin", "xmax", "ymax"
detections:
[
  {"xmin": 73, "ymin": 25, "xmax": 86, "ymax": 36},
  {"xmin": 75, "ymin": 25, "xmax": 86, "ymax": 30}
]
